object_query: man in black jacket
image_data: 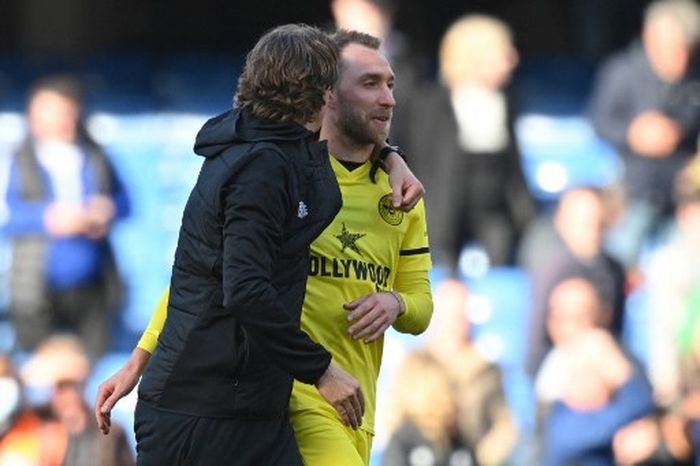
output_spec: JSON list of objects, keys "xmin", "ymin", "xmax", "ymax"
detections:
[{"xmin": 132, "ymin": 24, "xmax": 363, "ymax": 466}]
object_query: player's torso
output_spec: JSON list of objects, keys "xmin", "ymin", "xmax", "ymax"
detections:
[{"xmin": 293, "ymin": 157, "xmax": 414, "ymax": 431}]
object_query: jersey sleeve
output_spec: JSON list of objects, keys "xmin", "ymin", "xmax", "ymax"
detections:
[
  {"xmin": 393, "ymin": 199, "xmax": 433, "ymax": 334},
  {"xmin": 397, "ymin": 199, "xmax": 432, "ymax": 272},
  {"xmin": 136, "ymin": 288, "xmax": 169, "ymax": 354}
]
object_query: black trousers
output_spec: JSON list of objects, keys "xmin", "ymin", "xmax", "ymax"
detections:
[{"xmin": 135, "ymin": 401, "xmax": 303, "ymax": 466}]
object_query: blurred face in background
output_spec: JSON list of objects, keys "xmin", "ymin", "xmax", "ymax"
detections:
[
  {"xmin": 677, "ymin": 200, "xmax": 700, "ymax": 250},
  {"xmin": 50, "ymin": 380, "xmax": 87, "ymax": 434},
  {"xmin": 332, "ymin": 0, "xmax": 389, "ymax": 40},
  {"xmin": 473, "ymin": 34, "xmax": 518, "ymax": 89},
  {"xmin": 644, "ymin": 16, "xmax": 693, "ymax": 82},
  {"xmin": 547, "ymin": 277, "xmax": 601, "ymax": 346},
  {"xmin": 440, "ymin": 15, "xmax": 518, "ymax": 90},
  {"xmin": 28, "ymin": 89, "xmax": 80, "ymax": 143},
  {"xmin": 554, "ymin": 188, "xmax": 606, "ymax": 258},
  {"xmin": 330, "ymin": 42, "xmax": 395, "ymax": 145}
]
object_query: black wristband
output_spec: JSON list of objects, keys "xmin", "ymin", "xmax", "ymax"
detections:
[
  {"xmin": 377, "ymin": 144, "xmax": 405, "ymax": 164},
  {"xmin": 370, "ymin": 144, "xmax": 404, "ymax": 182}
]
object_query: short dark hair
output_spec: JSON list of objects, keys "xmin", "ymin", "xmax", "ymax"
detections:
[
  {"xmin": 28, "ymin": 74, "xmax": 83, "ymax": 106},
  {"xmin": 330, "ymin": 30, "xmax": 382, "ymax": 81},
  {"xmin": 235, "ymin": 24, "xmax": 339, "ymax": 124},
  {"xmin": 330, "ymin": 29, "xmax": 381, "ymax": 52}
]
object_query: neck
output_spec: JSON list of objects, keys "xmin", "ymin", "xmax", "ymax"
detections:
[{"xmin": 320, "ymin": 122, "xmax": 374, "ymax": 163}]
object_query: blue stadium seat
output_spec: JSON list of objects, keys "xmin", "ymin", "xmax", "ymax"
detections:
[{"xmin": 464, "ymin": 267, "xmax": 537, "ymax": 439}]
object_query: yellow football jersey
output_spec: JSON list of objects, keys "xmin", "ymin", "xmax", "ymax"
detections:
[{"xmin": 289, "ymin": 156, "xmax": 432, "ymax": 435}]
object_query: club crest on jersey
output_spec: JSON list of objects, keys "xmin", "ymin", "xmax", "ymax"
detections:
[
  {"xmin": 297, "ymin": 201, "xmax": 308, "ymax": 219},
  {"xmin": 378, "ymin": 194, "xmax": 404, "ymax": 226}
]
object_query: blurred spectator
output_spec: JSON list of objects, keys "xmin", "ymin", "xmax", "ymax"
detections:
[
  {"xmin": 404, "ymin": 14, "xmax": 535, "ymax": 272},
  {"xmin": 646, "ymin": 155, "xmax": 700, "ymax": 408},
  {"xmin": 20, "ymin": 335, "xmax": 134, "ymax": 466},
  {"xmin": 3, "ymin": 75, "xmax": 130, "ymax": 358},
  {"xmin": 589, "ymin": 0, "xmax": 700, "ymax": 269},
  {"xmin": 426, "ymin": 279, "xmax": 517, "ymax": 466},
  {"xmin": 382, "ymin": 350, "xmax": 476, "ymax": 466},
  {"xmin": 520, "ymin": 186, "xmax": 625, "ymax": 377},
  {"xmin": 677, "ymin": 315, "xmax": 700, "ymax": 465},
  {"xmin": 612, "ymin": 412, "xmax": 694, "ymax": 466},
  {"xmin": 0, "ymin": 354, "xmax": 65, "ymax": 466},
  {"xmin": 613, "ymin": 280, "xmax": 700, "ymax": 466},
  {"xmin": 330, "ymin": 0, "xmax": 426, "ymax": 148},
  {"xmin": 536, "ymin": 277, "xmax": 655, "ymax": 466}
]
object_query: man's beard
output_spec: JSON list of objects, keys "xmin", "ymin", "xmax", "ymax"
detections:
[{"xmin": 336, "ymin": 94, "xmax": 390, "ymax": 145}]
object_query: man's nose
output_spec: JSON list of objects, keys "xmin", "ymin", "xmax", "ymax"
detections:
[{"xmin": 379, "ymin": 86, "xmax": 395, "ymax": 107}]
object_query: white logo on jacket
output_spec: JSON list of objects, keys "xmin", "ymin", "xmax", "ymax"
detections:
[{"xmin": 297, "ymin": 201, "xmax": 308, "ymax": 219}]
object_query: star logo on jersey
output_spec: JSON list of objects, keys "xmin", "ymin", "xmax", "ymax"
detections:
[{"xmin": 335, "ymin": 222, "xmax": 366, "ymax": 256}]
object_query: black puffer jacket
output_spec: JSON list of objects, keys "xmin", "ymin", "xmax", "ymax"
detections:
[{"xmin": 138, "ymin": 108, "xmax": 341, "ymax": 418}]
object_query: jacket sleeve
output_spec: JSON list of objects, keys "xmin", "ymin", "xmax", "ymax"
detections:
[
  {"xmin": 589, "ymin": 55, "xmax": 635, "ymax": 152},
  {"xmin": 221, "ymin": 149, "xmax": 331, "ymax": 385},
  {"xmin": 544, "ymin": 371, "xmax": 654, "ymax": 465}
]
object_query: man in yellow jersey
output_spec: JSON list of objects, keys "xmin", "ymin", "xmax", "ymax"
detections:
[
  {"xmin": 287, "ymin": 29, "xmax": 433, "ymax": 466},
  {"xmin": 95, "ymin": 30, "xmax": 433, "ymax": 465}
]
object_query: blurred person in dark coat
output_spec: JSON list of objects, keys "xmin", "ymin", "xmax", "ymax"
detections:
[
  {"xmin": 520, "ymin": 186, "xmax": 625, "ymax": 378},
  {"xmin": 3, "ymin": 75, "xmax": 130, "ymax": 358},
  {"xmin": 405, "ymin": 14, "xmax": 535, "ymax": 272},
  {"xmin": 589, "ymin": 0, "xmax": 700, "ymax": 269}
]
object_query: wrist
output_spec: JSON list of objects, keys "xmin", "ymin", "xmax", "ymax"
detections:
[
  {"xmin": 315, "ymin": 360, "xmax": 334, "ymax": 387},
  {"xmin": 388, "ymin": 290, "xmax": 406, "ymax": 316},
  {"xmin": 377, "ymin": 144, "xmax": 404, "ymax": 169}
]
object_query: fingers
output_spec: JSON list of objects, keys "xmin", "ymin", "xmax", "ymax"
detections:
[
  {"xmin": 97, "ymin": 411, "xmax": 112, "ymax": 435},
  {"xmin": 391, "ymin": 191, "xmax": 403, "ymax": 209},
  {"xmin": 337, "ymin": 386, "xmax": 365, "ymax": 430},
  {"xmin": 343, "ymin": 293, "xmax": 371, "ymax": 311},
  {"xmin": 348, "ymin": 308, "xmax": 389, "ymax": 341},
  {"xmin": 399, "ymin": 183, "xmax": 424, "ymax": 211},
  {"xmin": 100, "ymin": 391, "xmax": 121, "ymax": 415},
  {"xmin": 362, "ymin": 322, "xmax": 391, "ymax": 343},
  {"xmin": 346, "ymin": 296, "xmax": 375, "ymax": 322},
  {"xmin": 95, "ymin": 384, "xmax": 113, "ymax": 433},
  {"xmin": 341, "ymin": 401, "xmax": 360, "ymax": 430}
]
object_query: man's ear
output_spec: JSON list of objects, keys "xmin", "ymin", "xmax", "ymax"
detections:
[{"xmin": 325, "ymin": 88, "xmax": 338, "ymax": 110}]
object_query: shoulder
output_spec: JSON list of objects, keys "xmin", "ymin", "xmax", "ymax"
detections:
[
  {"xmin": 598, "ymin": 43, "xmax": 645, "ymax": 79},
  {"xmin": 216, "ymin": 143, "xmax": 292, "ymax": 182}
]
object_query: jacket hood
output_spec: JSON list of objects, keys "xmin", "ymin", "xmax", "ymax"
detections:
[{"xmin": 194, "ymin": 108, "xmax": 315, "ymax": 159}]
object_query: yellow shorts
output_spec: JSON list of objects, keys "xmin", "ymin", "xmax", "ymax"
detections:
[{"xmin": 290, "ymin": 410, "xmax": 373, "ymax": 466}]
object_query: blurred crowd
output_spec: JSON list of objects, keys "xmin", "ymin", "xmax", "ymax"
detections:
[{"xmin": 3, "ymin": 0, "xmax": 700, "ymax": 465}]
